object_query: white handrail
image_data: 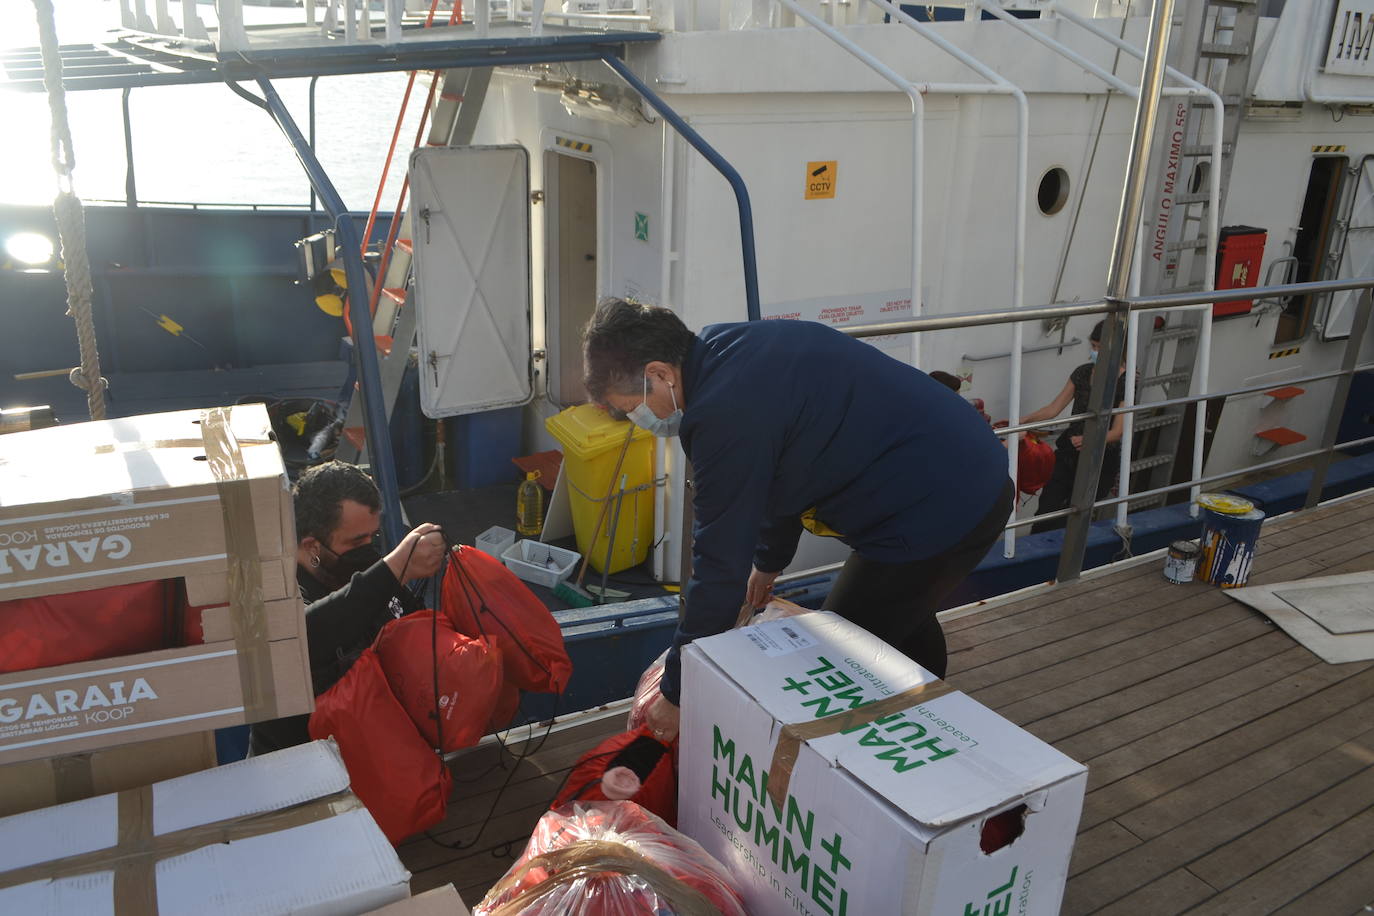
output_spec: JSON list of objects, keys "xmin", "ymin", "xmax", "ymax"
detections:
[
  {"xmin": 875, "ymin": 0, "xmax": 1029, "ymax": 558},
  {"xmin": 773, "ymin": 0, "xmax": 925, "ymax": 341}
]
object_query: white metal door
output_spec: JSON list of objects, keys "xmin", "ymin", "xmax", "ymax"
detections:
[
  {"xmin": 1325, "ymin": 156, "xmax": 1374, "ymax": 341},
  {"xmin": 409, "ymin": 145, "xmax": 533, "ymax": 416}
]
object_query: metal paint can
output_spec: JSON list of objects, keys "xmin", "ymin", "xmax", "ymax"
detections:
[
  {"xmin": 1196, "ymin": 493, "xmax": 1265, "ymax": 589},
  {"xmin": 1163, "ymin": 540, "xmax": 1200, "ymax": 584}
]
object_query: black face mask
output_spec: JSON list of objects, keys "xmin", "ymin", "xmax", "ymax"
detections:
[{"xmin": 317, "ymin": 541, "xmax": 383, "ymax": 587}]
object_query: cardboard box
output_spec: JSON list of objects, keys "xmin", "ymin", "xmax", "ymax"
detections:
[
  {"xmin": 680, "ymin": 612, "xmax": 1087, "ymax": 916},
  {"xmin": 0, "ymin": 405, "xmax": 310, "ymax": 765},
  {"xmin": 0, "ymin": 730, "xmax": 217, "ymax": 818},
  {"xmin": 0, "ymin": 739, "xmax": 410, "ymax": 914},
  {"xmin": 0, "ymin": 405, "xmax": 296, "ymax": 603},
  {"xmin": 369, "ymin": 885, "xmax": 471, "ymax": 915},
  {"xmin": 0, "ymin": 604, "xmax": 311, "ymax": 766}
]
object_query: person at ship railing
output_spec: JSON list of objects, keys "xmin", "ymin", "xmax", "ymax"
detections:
[
  {"xmin": 249, "ymin": 461, "xmax": 448, "ymax": 755},
  {"xmin": 582, "ymin": 299, "xmax": 1013, "ymax": 741},
  {"xmin": 1018, "ymin": 320, "xmax": 1132, "ymax": 534}
]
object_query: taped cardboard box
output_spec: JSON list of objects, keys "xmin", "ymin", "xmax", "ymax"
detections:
[
  {"xmin": 0, "ymin": 404, "xmax": 295, "ymax": 603},
  {"xmin": 680, "ymin": 611, "xmax": 1087, "ymax": 916},
  {"xmin": 0, "ymin": 739, "xmax": 410, "ymax": 915},
  {"xmin": 0, "ymin": 601, "xmax": 311, "ymax": 766},
  {"xmin": 0, "ymin": 730, "xmax": 217, "ymax": 818},
  {"xmin": 369, "ymin": 884, "xmax": 471, "ymax": 915}
]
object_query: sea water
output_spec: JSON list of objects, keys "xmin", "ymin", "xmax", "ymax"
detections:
[{"xmin": 2, "ymin": 0, "xmax": 429, "ymax": 210}]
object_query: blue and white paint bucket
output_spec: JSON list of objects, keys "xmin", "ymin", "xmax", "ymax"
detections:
[
  {"xmin": 1163, "ymin": 540, "xmax": 1200, "ymax": 584},
  {"xmin": 1197, "ymin": 493, "xmax": 1265, "ymax": 589}
]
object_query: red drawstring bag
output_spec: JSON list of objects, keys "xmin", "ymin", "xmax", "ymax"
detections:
[
  {"xmin": 552, "ymin": 727, "xmax": 677, "ymax": 827},
  {"xmin": 476, "ymin": 801, "xmax": 747, "ymax": 916},
  {"xmin": 0, "ymin": 580, "xmax": 180, "ymax": 674},
  {"xmin": 1017, "ymin": 433, "xmax": 1056, "ymax": 496},
  {"xmin": 440, "ymin": 546, "xmax": 572, "ymax": 694},
  {"xmin": 308, "ymin": 647, "xmax": 452, "ymax": 844},
  {"xmin": 373, "ymin": 611, "xmax": 506, "ymax": 753}
]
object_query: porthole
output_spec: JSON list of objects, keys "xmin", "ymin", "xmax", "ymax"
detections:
[{"xmin": 1037, "ymin": 167, "xmax": 1070, "ymax": 216}]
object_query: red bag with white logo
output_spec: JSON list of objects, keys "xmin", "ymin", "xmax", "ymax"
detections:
[
  {"xmin": 0, "ymin": 580, "xmax": 180, "ymax": 674},
  {"xmin": 552, "ymin": 727, "xmax": 677, "ymax": 826},
  {"xmin": 440, "ymin": 546, "xmax": 572, "ymax": 694},
  {"xmin": 308, "ymin": 647, "xmax": 452, "ymax": 844},
  {"xmin": 374, "ymin": 610, "xmax": 506, "ymax": 753}
]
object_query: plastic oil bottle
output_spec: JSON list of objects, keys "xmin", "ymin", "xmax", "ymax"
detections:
[{"xmin": 516, "ymin": 470, "xmax": 544, "ymax": 536}]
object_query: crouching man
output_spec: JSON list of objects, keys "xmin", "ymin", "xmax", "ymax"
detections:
[{"xmin": 249, "ymin": 461, "xmax": 447, "ymax": 754}]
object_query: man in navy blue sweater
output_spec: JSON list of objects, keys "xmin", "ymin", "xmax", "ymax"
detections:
[{"xmin": 583, "ymin": 300, "xmax": 1012, "ymax": 737}]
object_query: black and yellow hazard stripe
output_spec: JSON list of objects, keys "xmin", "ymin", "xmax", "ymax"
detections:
[
  {"xmin": 1312, "ymin": 144, "xmax": 1347, "ymax": 154},
  {"xmin": 556, "ymin": 136, "xmax": 594, "ymax": 153},
  {"xmin": 1269, "ymin": 346, "xmax": 1301, "ymax": 359}
]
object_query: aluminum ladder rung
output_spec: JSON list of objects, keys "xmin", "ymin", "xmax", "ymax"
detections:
[
  {"xmin": 1129, "ymin": 454, "xmax": 1175, "ymax": 473},
  {"xmin": 1174, "ymin": 191, "xmax": 1211, "ymax": 205},
  {"xmin": 1166, "ymin": 238, "xmax": 1209, "ymax": 252},
  {"xmin": 1149, "ymin": 325, "xmax": 1201, "ymax": 343},
  {"xmin": 1182, "ymin": 142, "xmax": 1235, "ymax": 157},
  {"xmin": 1140, "ymin": 370, "xmax": 1193, "ymax": 388},
  {"xmin": 1133, "ymin": 412, "xmax": 1184, "ymax": 432},
  {"xmin": 1200, "ymin": 42, "xmax": 1251, "ymax": 58}
]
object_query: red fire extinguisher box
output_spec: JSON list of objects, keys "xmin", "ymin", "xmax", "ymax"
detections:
[{"xmin": 1214, "ymin": 225, "xmax": 1267, "ymax": 317}]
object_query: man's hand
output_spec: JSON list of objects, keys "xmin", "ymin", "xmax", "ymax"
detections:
[
  {"xmin": 384, "ymin": 523, "xmax": 446, "ymax": 582},
  {"xmin": 645, "ymin": 692, "xmax": 681, "ymax": 743},
  {"xmin": 1070, "ymin": 434, "xmax": 1084, "ymax": 450},
  {"xmin": 746, "ymin": 566, "xmax": 780, "ymax": 609}
]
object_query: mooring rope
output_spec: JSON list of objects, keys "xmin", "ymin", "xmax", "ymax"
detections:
[{"xmin": 34, "ymin": 0, "xmax": 108, "ymax": 420}]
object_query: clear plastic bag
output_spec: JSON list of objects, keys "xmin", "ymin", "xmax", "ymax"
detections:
[{"xmin": 475, "ymin": 801, "xmax": 746, "ymax": 916}]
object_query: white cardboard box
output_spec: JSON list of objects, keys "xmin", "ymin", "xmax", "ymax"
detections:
[
  {"xmin": 0, "ymin": 404, "xmax": 296, "ymax": 603},
  {"xmin": 0, "ymin": 739, "xmax": 410, "ymax": 915},
  {"xmin": 369, "ymin": 884, "xmax": 470, "ymax": 915},
  {"xmin": 680, "ymin": 612, "xmax": 1087, "ymax": 916}
]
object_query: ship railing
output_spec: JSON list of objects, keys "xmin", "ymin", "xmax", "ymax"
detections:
[
  {"xmin": 763, "ymin": 0, "xmax": 1228, "ymax": 558},
  {"xmin": 118, "ymin": 0, "xmax": 653, "ymax": 49},
  {"xmin": 824, "ymin": 275, "xmax": 1374, "ymax": 581}
]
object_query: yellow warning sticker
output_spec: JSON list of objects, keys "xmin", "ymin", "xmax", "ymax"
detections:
[{"xmin": 805, "ymin": 161, "xmax": 837, "ymax": 200}]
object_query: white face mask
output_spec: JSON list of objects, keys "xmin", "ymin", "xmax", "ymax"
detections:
[
  {"xmin": 1088, "ymin": 349, "xmax": 1099, "ymax": 364},
  {"xmin": 627, "ymin": 374, "xmax": 682, "ymax": 437}
]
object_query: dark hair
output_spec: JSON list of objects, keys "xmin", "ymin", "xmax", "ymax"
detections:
[
  {"xmin": 928, "ymin": 370, "xmax": 961, "ymax": 392},
  {"xmin": 1090, "ymin": 320, "xmax": 1104, "ymax": 343},
  {"xmin": 582, "ymin": 298, "xmax": 695, "ymax": 402},
  {"xmin": 292, "ymin": 461, "xmax": 381, "ymax": 544}
]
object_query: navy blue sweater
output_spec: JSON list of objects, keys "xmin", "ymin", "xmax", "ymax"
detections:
[{"xmin": 662, "ymin": 320, "xmax": 1008, "ymax": 703}]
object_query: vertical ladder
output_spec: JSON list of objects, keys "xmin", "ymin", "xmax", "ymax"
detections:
[{"xmin": 1131, "ymin": 0, "xmax": 1261, "ymax": 502}]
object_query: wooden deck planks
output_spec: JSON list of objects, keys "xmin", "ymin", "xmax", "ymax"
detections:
[{"xmin": 398, "ymin": 491, "xmax": 1374, "ymax": 913}]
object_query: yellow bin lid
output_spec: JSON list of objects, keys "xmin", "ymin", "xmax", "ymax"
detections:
[
  {"xmin": 545, "ymin": 403, "xmax": 652, "ymax": 461},
  {"xmin": 1196, "ymin": 492, "xmax": 1255, "ymax": 516}
]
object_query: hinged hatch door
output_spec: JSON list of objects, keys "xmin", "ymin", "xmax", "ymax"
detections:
[{"xmin": 410, "ymin": 145, "xmax": 533, "ymax": 416}]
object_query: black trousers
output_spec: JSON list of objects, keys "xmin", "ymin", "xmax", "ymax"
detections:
[
  {"xmin": 1030, "ymin": 445, "xmax": 1118, "ymax": 534},
  {"xmin": 821, "ymin": 479, "xmax": 1014, "ymax": 678}
]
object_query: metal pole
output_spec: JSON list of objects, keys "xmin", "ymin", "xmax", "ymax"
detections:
[
  {"xmin": 1056, "ymin": 0, "xmax": 1175, "ymax": 584},
  {"xmin": 255, "ymin": 78, "xmax": 407, "ymax": 549},
  {"xmin": 601, "ymin": 54, "xmax": 761, "ymax": 322},
  {"xmin": 1304, "ymin": 288, "xmax": 1373, "ymax": 508}
]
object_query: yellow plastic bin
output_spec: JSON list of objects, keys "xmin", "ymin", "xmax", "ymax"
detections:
[{"xmin": 545, "ymin": 404, "xmax": 655, "ymax": 575}]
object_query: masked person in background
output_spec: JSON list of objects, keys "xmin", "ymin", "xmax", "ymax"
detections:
[
  {"xmin": 582, "ymin": 300, "xmax": 1012, "ymax": 742},
  {"xmin": 249, "ymin": 461, "xmax": 447, "ymax": 754},
  {"xmin": 1019, "ymin": 321, "xmax": 1132, "ymax": 533}
]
